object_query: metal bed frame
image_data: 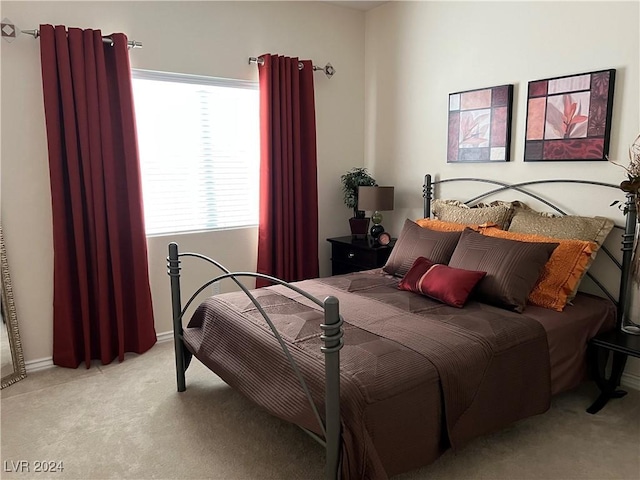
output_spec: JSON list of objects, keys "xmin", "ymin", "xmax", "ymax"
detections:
[{"xmin": 168, "ymin": 175, "xmax": 637, "ymax": 480}]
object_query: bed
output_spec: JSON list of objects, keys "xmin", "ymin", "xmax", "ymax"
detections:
[{"xmin": 167, "ymin": 175, "xmax": 637, "ymax": 480}]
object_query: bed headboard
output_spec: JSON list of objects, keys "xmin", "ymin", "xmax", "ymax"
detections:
[{"xmin": 422, "ymin": 174, "xmax": 638, "ymax": 326}]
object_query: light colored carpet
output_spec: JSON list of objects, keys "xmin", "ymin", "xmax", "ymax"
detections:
[{"xmin": 2, "ymin": 341, "xmax": 639, "ymax": 480}]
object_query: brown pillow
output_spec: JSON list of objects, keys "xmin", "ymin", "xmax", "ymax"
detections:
[
  {"xmin": 508, "ymin": 208, "xmax": 614, "ymax": 301},
  {"xmin": 448, "ymin": 229, "xmax": 558, "ymax": 312},
  {"xmin": 432, "ymin": 199, "xmax": 514, "ymax": 230},
  {"xmin": 383, "ymin": 219, "xmax": 462, "ymax": 277},
  {"xmin": 481, "ymin": 227, "xmax": 596, "ymax": 311}
]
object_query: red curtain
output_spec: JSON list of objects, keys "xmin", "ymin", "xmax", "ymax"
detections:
[
  {"xmin": 39, "ymin": 24, "xmax": 156, "ymax": 368},
  {"xmin": 256, "ymin": 54, "xmax": 319, "ymax": 287}
]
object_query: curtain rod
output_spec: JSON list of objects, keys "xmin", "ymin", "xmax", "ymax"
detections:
[
  {"xmin": 21, "ymin": 28, "xmax": 142, "ymax": 49},
  {"xmin": 248, "ymin": 56, "xmax": 335, "ymax": 79}
]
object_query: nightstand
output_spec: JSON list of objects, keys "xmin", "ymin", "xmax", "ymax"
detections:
[
  {"xmin": 586, "ymin": 330, "xmax": 640, "ymax": 414},
  {"xmin": 327, "ymin": 236, "xmax": 395, "ymax": 276}
]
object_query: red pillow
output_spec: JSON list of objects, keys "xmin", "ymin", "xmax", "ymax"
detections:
[{"xmin": 398, "ymin": 256, "xmax": 487, "ymax": 308}]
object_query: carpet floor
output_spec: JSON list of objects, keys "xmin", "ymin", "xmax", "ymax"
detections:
[{"xmin": 1, "ymin": 341, "xmax": 638, "ymax": 480}]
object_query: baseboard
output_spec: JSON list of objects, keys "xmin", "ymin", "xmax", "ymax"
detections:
[
  {"xmin": 621, "ymin": 371, "xmax": 640, "ymax": 391},
  {"xmin": 156, "ymin": 331, "xmax": 174, "ymax": 343},
  {"xmin": 24, "ymin": 331, "xmax": 175, "ymax": 373},
  {"xmin": 25, "ymin": 357, "xmax": 54, "ymax": 373}
]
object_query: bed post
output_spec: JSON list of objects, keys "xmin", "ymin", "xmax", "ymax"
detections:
[
  {"xmin": 322, "ymin": 295, "xmax": 343, "ymax": 480},
  {"xmin": 168, "ymin": 242, "xmax": 187, "ymax": 392},
  {"xmin": 424, "ymin": 174, "xmax": 433, "ymax": 218},
  {"xmin": 618, "ymin": 192, "xmax": 638, "ymax": 328}
]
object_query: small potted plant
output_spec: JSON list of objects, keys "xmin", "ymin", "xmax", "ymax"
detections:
[{"xmin": 341, "ymin": 167, "xmax": 376, "ymax": 237}]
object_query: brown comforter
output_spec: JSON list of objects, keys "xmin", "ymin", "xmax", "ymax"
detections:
[{"xmin": 183, "ymin": 270, "xmax": 551, "ymax": 479}]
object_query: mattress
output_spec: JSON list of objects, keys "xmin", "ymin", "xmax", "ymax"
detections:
[{"xmin": 524, "ymin": 292, "xmax": 615, "ymax": 394}]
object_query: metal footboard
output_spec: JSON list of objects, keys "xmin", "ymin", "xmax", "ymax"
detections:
[{"xmin": 167, "ymin": 243, "xmax": 343, "ymax": 479}]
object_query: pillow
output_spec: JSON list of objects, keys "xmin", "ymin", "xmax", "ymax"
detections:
[
  {"xmin": 447, "ymin": 229, "xmax": 558, "ymax": 313},
  {"xmin": 414, "ymin": 218, "xmax": 497, "ymax": 232},
  {"xmin": 432, "ymin": 199, "xmax": 514, "ymax": 230},
  {"xmin": 415, "ymin": 218, "xmax": 468, "ymax": 231},
  {"xmin": 383, "ymin": 219, "xmax": 462, "ymax": 277},
  {"xmin": 508, "ymin": 208, "xmax": 614, "ymax": 247},
  {"xmin": 398, "ymin": 256, "xmax": 486, "ymax": 308},
  {"xmin": 481, "ymin": 227, "xmax": 597, "ymax": 311},
  {"xmin": 508, "ymin": 208, "xmax": 614, "ymax": 301}
]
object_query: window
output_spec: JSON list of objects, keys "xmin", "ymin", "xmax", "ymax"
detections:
[{"xmin": 132, "ymin": 69, "xmax": 259, "ymax": 236}]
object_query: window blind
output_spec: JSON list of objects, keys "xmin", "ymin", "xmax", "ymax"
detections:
[{"xmin": 132, "ymin": 69, "xmax": 259, "ymax": 236}]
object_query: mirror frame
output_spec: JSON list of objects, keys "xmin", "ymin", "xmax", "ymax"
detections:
[{"xmin": 1, "ymin": 224, "xmax": 26, "ymax": 388}]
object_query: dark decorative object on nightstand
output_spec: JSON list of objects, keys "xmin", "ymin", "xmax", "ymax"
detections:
[
  {"xmin": 357, "ymin": 186, "xmax": 395, "ymax": 240},
  {"xmin": 327, "ymin": 236, "xmax": 395, "ymax": 276}
]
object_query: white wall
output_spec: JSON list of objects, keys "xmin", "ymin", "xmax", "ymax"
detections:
[
  {"xmin": 364, "ymin": 1, "xmax": 640, "ymax": 382},
  {"xmin": 0, "ymin": 1, "xmax": 365, "ymax": 364}
]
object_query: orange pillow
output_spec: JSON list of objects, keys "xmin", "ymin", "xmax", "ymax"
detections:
[
  {"xmin": 480, "ymin": 227, "xmax": 596, "ymax": 311},
  {"xmin": 415, "ymin": 218, "xmax": 496, "ymax": 232}
]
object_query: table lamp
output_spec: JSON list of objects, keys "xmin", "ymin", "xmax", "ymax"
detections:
[{"xmin": 357, "ymin": 186, "xmax": 395, "ymax": 239}]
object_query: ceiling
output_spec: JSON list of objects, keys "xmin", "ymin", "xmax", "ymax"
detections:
[{"xmin": 324, "ymin": 1, "xmax": 388, "ymax": 11}]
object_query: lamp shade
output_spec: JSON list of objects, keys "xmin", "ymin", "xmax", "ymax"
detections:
[{"xmin": 357, "ymin": 186, "xmax": 395, "ymax": 212}]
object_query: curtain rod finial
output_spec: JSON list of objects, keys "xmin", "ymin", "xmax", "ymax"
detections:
[
  {"xmin": 324, "ymin": 63, "xmax": 335, "ymax": 79},
  {"xmin": 248, "ymin": 56, "xmax": 264, "ymax": 66},
  {"xmin": 312, "ymin": 62, "xmax": 336, "ymax": 79},
  {"xmin": 1, "ymin": 18, "xmax": 22, "ymax": 43}
]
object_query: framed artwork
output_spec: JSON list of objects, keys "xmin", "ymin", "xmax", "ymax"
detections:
[
  {"xmin": 524, "ymin": 69, "xmax": 616, "ymax": 162},
  {"xmin": 447, "ymin": 84, "xmax": 514, "ymax": 163}
]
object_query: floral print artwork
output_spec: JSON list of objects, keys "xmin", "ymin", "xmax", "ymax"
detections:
[
  {"xmin": 524, "ymin": 69, "xmax": 615, "ymax": 161},
  {"xmin": 447, "ymin": 85, "xmax": 513, "ymax": 163},
  {"xmin": 545, "ymin": 92, "xmax": 590, "ymax": 139}
]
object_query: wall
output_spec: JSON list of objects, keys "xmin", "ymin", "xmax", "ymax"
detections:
[
  {"xmin": 0, "ymin": 1, "xmax": 365, "ymax": 364},
  {"xmin": 3, "ymin": 0, "xmax": 638, "ymax": 381},
  {"xmin": 364, "ymin": 1, "xmax": 640, "ymax": 382}
]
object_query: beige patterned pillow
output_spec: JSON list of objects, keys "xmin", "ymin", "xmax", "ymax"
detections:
[
  {"xmin": 508, "ymin": 208, "xmax": 614, "ymax": 248},
  {"xmin": 507, "ymin": 208, "xmax": 615, "ymax": 301},
  {"xmin": 510, "ymin": 202, "xmax": 556, "ymax": 218},
  {"xmin": 432, "ymin": 199, "xmax": 513, "ymax": 230}
]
